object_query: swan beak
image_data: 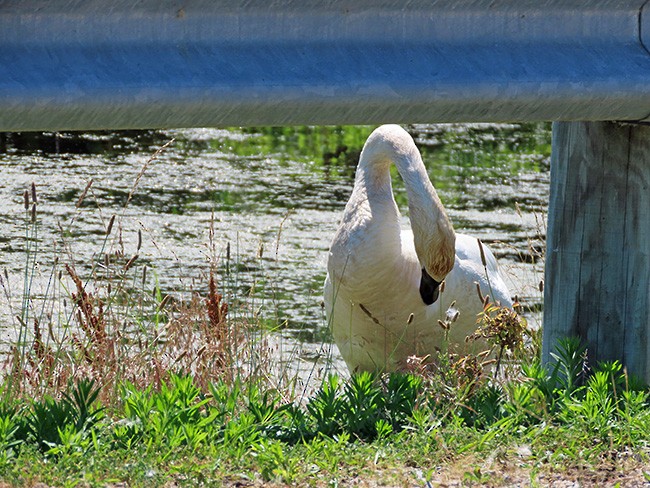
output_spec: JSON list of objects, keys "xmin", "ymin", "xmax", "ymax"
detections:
[{"xmin": 420, "ymin": 268, "xmax": 442, "ymax": 305}]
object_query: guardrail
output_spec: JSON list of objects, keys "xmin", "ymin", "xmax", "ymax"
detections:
[{"xmin": 0, "ymin": 0, "xmax": 649, "ymax": 130}]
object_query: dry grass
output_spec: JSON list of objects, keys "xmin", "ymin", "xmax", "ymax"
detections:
[
  {"xmin": 4, "ymin": 259, "xmax": 272, "ymax": 405},
  {"xmin": 1, "ymin": 140, "xmax": 278, "ymax": 406}
]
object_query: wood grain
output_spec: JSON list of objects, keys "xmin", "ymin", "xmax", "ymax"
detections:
[{"xmin": 543, "ymin": 121, "xmax": 650, "ymax": 382}]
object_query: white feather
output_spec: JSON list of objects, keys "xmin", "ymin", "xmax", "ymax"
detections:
[{"xmin": 324, "ymin": 125, "xmax": 512, "ymax": 373}]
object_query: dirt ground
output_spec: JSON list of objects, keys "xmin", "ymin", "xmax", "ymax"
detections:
[{"xmin": 7, "ymin": 453, "xmax": 650, "ymax": 487}]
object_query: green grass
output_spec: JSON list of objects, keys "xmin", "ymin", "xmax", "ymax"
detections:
[{"xmin": 0, "ymin": 345, "xmax": 649, "ymax": 486}]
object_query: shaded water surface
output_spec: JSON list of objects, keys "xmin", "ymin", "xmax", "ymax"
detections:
[{"xmin": 0, "ymin": 124, "xmax": 550, "ymax": 366}]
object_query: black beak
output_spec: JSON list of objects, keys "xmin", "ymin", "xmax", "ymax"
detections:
[{"xmin": 419, "ymin": 268, "xmax": 441, "ymax": 305}]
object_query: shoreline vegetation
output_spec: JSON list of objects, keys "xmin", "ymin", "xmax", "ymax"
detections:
[{"xmin": 1, "ymin": 134, "xmax": 649, "ymax": 487}]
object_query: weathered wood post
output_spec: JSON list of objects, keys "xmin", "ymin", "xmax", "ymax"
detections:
[{"xmin": 542, "ymin": 121, "xmax": 650, "ymax": 382}]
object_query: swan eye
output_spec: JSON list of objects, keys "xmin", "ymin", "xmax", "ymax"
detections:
[{"xmin": 419, "ymin": 268, "xmax": 441, "ymax": 305}]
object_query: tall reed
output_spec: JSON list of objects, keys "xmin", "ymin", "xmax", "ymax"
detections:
[{"xmin": 0, "ymin": 141, "xmax": 293, "ymax": 406}]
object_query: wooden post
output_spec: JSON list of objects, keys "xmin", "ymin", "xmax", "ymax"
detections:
[{"xmin": 542, "ymin": 121, "xmax": 650, "ymax": 382}]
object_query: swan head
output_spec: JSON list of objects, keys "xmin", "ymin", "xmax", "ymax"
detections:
[{"xmin": 415, "ymin": 225, "xmax": 456, "ymax": 305}]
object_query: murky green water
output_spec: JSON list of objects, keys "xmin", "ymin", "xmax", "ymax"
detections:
[{"xmin": 0, "ymin": 124, "xmax": 550, "ymax": 364}]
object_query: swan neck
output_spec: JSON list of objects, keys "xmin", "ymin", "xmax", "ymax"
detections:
[
  {"xmin": 344, "ymin": 125, "xmax": 456, "ymax": 283},
  {"xmin": 359, "ymin": 128, "xmax": 456, "ymax": 281}
]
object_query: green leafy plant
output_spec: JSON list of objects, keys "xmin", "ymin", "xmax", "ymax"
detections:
[
  {"xmin": 22, "ymin": 379, "xmax": 102, "ymax": 453},
  {"xmin": 254, "ymin": 439, "xmax": 300, "ymax": 483},
  {"xmin": 382, "ymin": 373, "xmax": 422, "ymax": 429},
  {"xmin": 221, "ymin": 412, "xmax": 260, "ymax": 460},
  {"xmin": 550, "ymin": 336, "xmax": 587, "ymax": 396},
  {"xmin": 341, "ymin": 371, "xmax": 384, "ymax": 440},
  {"xmin": 0, "ymin": 409, "xmax": 19, "ymax": 467},
  {"xmin": 306, "ymin": 374, "xmax": 344, "ymax": 437}
]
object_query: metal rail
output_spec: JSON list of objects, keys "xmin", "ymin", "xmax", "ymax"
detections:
[{"xmin": 1, "ymin": 0, "xmax": 650, "ymax": 130}]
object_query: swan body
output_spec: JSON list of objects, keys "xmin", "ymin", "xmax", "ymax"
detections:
[{"xmin": 324, "ymin": 125, "xmax": 512, "ymax": 373}]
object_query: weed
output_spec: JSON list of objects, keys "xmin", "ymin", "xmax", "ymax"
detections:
[
  {"xmin": 342, "ymin": 371, "xmax": 383, "ymax": 440},
  {"xmin": 382, "ymin": 373, "xmax": 422, "ymax": 428},
  {"xmin": 471, "ymin": 302, "xmax": 528, "ymax": 377},
  {"xmin": 3, "ymin": 175, "xmax": 273, "ymax": 407},
  {"xmin": 254, "ymin": 439, "xmax": 300, "ymax": 483},
  {"xmin": 550, "ymin": 336, "xmax": 588, "ymax": 395},
  {"xmin": 20, "ymin": 379, "xmax": 102, "ymax": 453},
  {"xmin": 463, "ymin": 466, "xmax": 491, "ymax": 486},
  {"xmin": 306, "ymin": 374, "xmax": 344, "ymax": 437},
  {"xmin": 0, "ymin": 410, "xmax": 19, "ymax": 467}
]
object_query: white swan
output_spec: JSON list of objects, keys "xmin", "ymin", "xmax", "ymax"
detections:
[{"xmin": 324, "ymin": 124, "xmax": 512, "ymax": 373}]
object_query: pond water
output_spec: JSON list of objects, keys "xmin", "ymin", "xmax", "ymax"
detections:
[{"xmin": 0, "ymin": 124, "xmax": 550, "ymax": 376}]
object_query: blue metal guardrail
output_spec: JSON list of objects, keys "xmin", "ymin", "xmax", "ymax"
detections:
[{"xmin": 0, "ymin": 0, "xmax": 649, "ymax": 130}]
